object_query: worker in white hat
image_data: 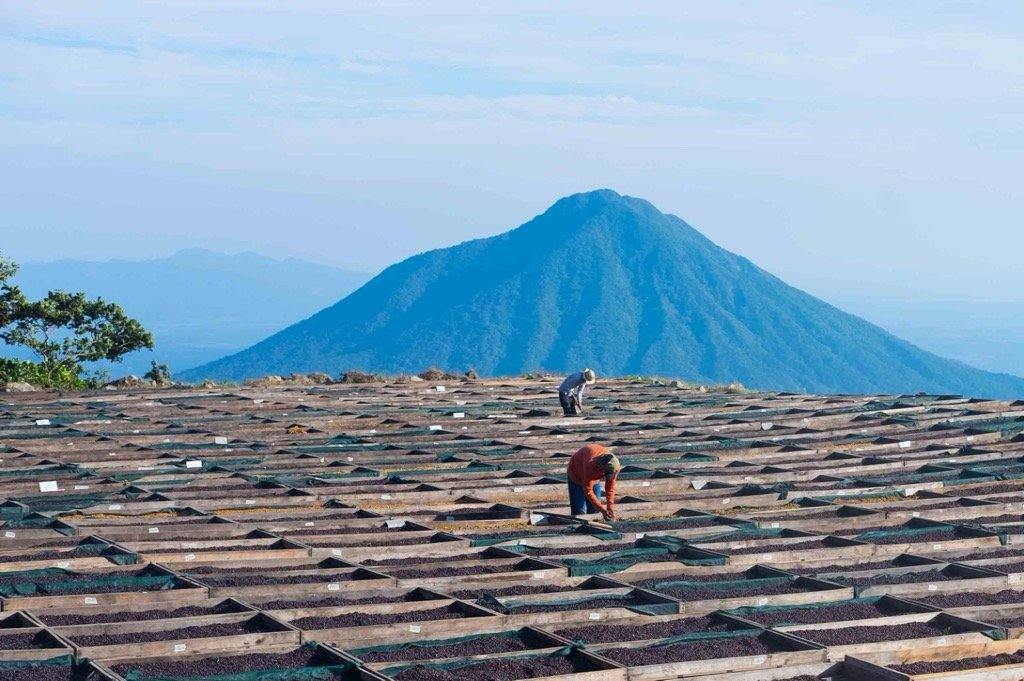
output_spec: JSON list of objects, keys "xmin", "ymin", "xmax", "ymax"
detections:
[{"xmin": 558, "ymin": 368, "xmax": 596, "ymax": 416}]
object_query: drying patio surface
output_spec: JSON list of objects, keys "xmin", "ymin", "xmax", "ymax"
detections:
[{"xmin": 3, "ymin": 376, "xmax": 1024, "ymax": 680}]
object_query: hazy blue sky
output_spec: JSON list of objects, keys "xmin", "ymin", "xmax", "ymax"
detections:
[{"xmin": 2, "ymin": 2, "xmax": 1022, "ymax": 303}]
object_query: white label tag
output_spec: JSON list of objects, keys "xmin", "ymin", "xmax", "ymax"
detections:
[
  {"xmin": 453, "ymin": 412, "xmax": 465, "ymax": 419},
  {"xmin": 770, "ymin": 522, "xmax": 779, "ymax": 528},
  {"xmin": 588, "ymin": 612, "xmax": 602, "ymax": 620},
  {"xmin": 244, "ymin": 499, "xmax": 255, "ymax": 505},
  {"xmin": 148, "ymin": 527, "xmax": 159, "ymax": 534},
  {"xmin": 385, "ymin": 519, "xmax": 404, "ymax": 529},
  {"xmin": 56, "ymin": 562, "xmax": 69, "ymax": 569},
  {"xmin": 927, "ymin": 583, "xmax": 938, "ymax": 591},
  {"xmin": 932, "ymin": 544, "xmax": 943, "ymax": 550},
  {"xmin": 435, "ymin": 386, "xmax": 446, "ymax": 392},
  {"xmin": 641, "ymin": 481, "xmax": 651, "ymax": 487},
  {"xmin": 512, "ymin": 487, "xmax": 523, "ymax": 493},
  {"xmin": 108, "ymin": 504, "xmax": 122, "ymax": 511},
  {"xmin": 174, "ymin": 643, "xmax": 187, "ymax": 653},
  {"xmin": 83, "ymin": 597, "xmax": 98, "ymax": 604},
  {"xmin": 185, "ymin": 460, "xmax": 202, "ymax": 469},
  {"xmin": 214, "ymin": 436, "xmax": 228, "ymax": 445},
  {"xmin": 761, "ymin": 422, "xmax": 773, "ymax": 430},
  {"xmin": 380, "ymin": 494, "xmax": 392, "ymax": 500},
  {"xmin": 761, "ymin": 554, "xmax": 774, "ymax": 561},
  {"xmin": 108, "ymin": 452, "xmax": 117, "ymax": 456},
  {"xmin": 35, "ymin": 419, "xmax": 50, "ymax": 426},
  {"xmin": 74, "ymin": 485, "xmax": 89, "ymax": 490},
  {"xmin": 39, "ymin": 481, "xmax": 59, "ymax": 492},
  {"xmin": 347, "ymin": 457, "xmax": 354, "ymax": 462},
  {"xmin": 409, "ymin": 624, "xmax": 422, "ymax": 632},
  {"xmin": 898, "ymin": 441, "xmax": 913, "ymax": 449},
  {"xmin": 636, "ymin": 532, "xmax": 645, "ymax": 539},
  {"xmin": 428, "ymin": 425, "xmax": 442, "ymax": 431},
  {"xmin": 332, "ymin": 549, "xmax": 344, "ymax": 556},
  {"xmin": 531, "ymin": 571, "xmax": 546, "ymax": 580},
  {"xmin": 3, "ymin": 531, "xmax": 14, "ymax": 538},
  {"xmin": 912, "ymin": 512, "xmax": 920, "ymax": 517},
  {"xmin": 722, "ymin": 498, "xmax": 731, "ymax": 505},
  {"xmin": 185, "ymin": 553, "xmax": 196, "ymax": 561},
  {"xmin": 327, "ymin": 583, "xmax": 341, "ymax": 591},
  {"xmin": 756, "ymin": 598, "xmax": 769, "ymax": 606},
  {"xmin": 304, "ymin": 522, "xmax": 315, "ymax": 527}
]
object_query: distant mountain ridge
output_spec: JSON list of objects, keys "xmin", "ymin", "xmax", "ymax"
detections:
[
  {"xmin": 184, "ymin": 190, "xmax": 1024, "ymax": 398},
  {"xmin": 11, "ymin": 249, "xmax": 368, "ymax": 376}
]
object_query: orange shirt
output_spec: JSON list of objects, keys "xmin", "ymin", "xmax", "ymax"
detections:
[{"xmin": 566, "ymin": 444, "xmax": 617, "ymax": 514}]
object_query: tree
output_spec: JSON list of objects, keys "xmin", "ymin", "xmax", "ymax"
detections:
[
  {"xmin": 0, "ymin": 253, "xmax": 26, "ymax": 328},
  {"xmin": 144, "ymin": 360, "xmax": 172, "ymax": 385},
  {"xmin": 1, "ymin": 275, "xmax": 154, "ymax": 386}
]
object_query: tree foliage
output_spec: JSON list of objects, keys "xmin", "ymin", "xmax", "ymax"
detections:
[
  {"xmin": 144, "ymin": 360, "xmax": 172, "ymax": 385},
  {"xmin": 0, "ymin": 252, "xmax": 154, "ymax": 387}
]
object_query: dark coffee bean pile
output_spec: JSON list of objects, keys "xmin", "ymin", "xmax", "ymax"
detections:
[
  {"xmin": 306, "ymin": 535, "xmax": 432, "ymax": 547},
  {"xmin": 726, "ymin": 539, "xmax": 833, "ymax": 555},
  {"xmin": 490, "ymin": 595, "xmax": 639, "ymax": 614},
  {"xmin": 988, "ymin": 560, "xmax": 1024, "ymax": 574},
  {"xmin": 257, "ymin": 592, "xmax": 428, "ymax": 610},
  {"xmin": 840, "ymin": 569, "xmax": 954, "ymax": 586},
  {"xmin": 186, "ymin": 564, "xmax": 315, "ymax": 574},
  {"xmin": 869, "ymin": 529, "xmax": 960, "ymax": 545},
  {"xmin": 614, "ymin": 516, "xmax": 719, "ymax": 531},
  {"xmin": 0, "ymin": 666, "xmax": 73, "ymax": 681},
  {"xmin": 40, "ymin": 602, "xmax": 235, "ymax": 625},
  {"xmin": 896, "ymin": 652, "xmax": 1024, "ymax": 674},
  {"xmin": 917, "ymin": 588, "xmax": 1024, "ymax": 608},
  {"xmin": 69, "ymin": 618, "xmax": 267, "ymax": 646},
  {"xmin": 389, "ymin": 564, "xmax": 517, "ymax": 578},
  {"xmin": 393, "ymin": 655, "xmax": 588, "ymax": 681},
  {"xmin": 604, "ymin": 635, "xmax": 775, "ymax": 665},
  {"xmin": 799, "ymin": 558, "xmax": 910, "ymax": 574},
  {"xmin": 557, "ymin": 615, "xmax": 730, "ymax": 643},
  {"xmin": 194, "ymin": 571, "xmax": 358, "ymax": 586},
  {"xmin": 292, "ymin": 604, "xmax": 468, "ymax": 629},
  {"xmin": 962, "ymin": 514, "xmax": 1022, "ymax": 526},
  {"xmin": 798, "ymin": 621, "xmax": 951, "ymax": 646},
  {"xmin": 366, "ymin": 553, "xmax": 480, "ymax": 566},
  {"xmin": 112, "ymin": 647, "xmax": 326, "ymax": 677},
  {"xmin": 636, "ymin": 572, "xmax": 743, "ymax": 587},
  {"xmin": 357, "ymin": 632, "xmax": 536, "ymax": 662},
  {"xmin": 452, "ymin": 584, "xmax": 571, "ymax": 598},
  {"xmin": 527, "ymin": 542, "xmax": 634, "ymax": 556},
  {"xmin": 657, "ymin": 581, "xmax": 802, "ymax": 601},
  {"xmin": 0, "ymin": 631, "xmax": 61, "ymax": 650},
  {"xmin": 745, "ymin": 599, "xmax": 902, "ymax": 626}
]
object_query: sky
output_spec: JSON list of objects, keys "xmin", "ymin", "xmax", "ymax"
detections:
[{"xmin": 2, "ymin": 2, "xmax": 1023, "ymax": 305}]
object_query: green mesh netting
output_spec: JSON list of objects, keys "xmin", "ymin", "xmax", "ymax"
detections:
[
  {"xmin": 0, "ymin": 569, "xmax": 177, "ymax": 597},
  {"xmin": 562, "ymin": 547, "xmax": 675, "ymax": 576},
  {"xmin": 856, "ymin": 525, "xmax": 956, "ymax": 542},
  {"xmin": 0, "ymin": 655, "xmax": 74, "ymax": 672}
]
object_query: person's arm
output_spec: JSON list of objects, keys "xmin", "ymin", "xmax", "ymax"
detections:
[
  {"xmin": 604, "ymin": 472, "xmax": 617, "ymax": 518},
  {"xmin": 583, "ymin": 480, "xmax": 608, "ymax": 516}
]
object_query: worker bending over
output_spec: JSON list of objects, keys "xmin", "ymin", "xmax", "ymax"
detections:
[
  {"xmin": 559, "ymin": 368, "xmax": 596, "ymax": 416},
  {"xmin": 566, "ymin": 443, "xmax": 620, "ymax": 520}
]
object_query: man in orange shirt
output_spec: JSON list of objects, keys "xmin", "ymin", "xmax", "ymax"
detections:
[{"xmin": 566, "ymin": 444, "xmax": 621, "ymax": 520}]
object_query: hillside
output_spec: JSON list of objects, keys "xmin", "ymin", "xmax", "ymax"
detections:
[
  {"xmin": 10, "ymin": 249, "xmax": 368, "ymax": 375},
  {"xmin": 184, "ymin": 190, "xmax": 1024, "ymax": 398}
]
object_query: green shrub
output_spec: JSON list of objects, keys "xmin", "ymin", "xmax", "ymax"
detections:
[{"xmin": 0, "ymin": 358, "xmax": 86, "ymax": 389}]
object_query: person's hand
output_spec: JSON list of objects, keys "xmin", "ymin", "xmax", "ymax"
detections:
[{"xmin": 601, "ymin": 509, "xmax": 614, "ymax": 521}]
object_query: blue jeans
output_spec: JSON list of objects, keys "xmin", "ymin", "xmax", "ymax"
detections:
[{"xmin": 568, "ymin": 480, "xmax": 604, "ymax": 515}]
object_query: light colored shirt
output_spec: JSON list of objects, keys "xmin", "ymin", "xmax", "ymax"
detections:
[{"xmin": 559, "ymin": 371, "xmax": 588, "ymax": 399}]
